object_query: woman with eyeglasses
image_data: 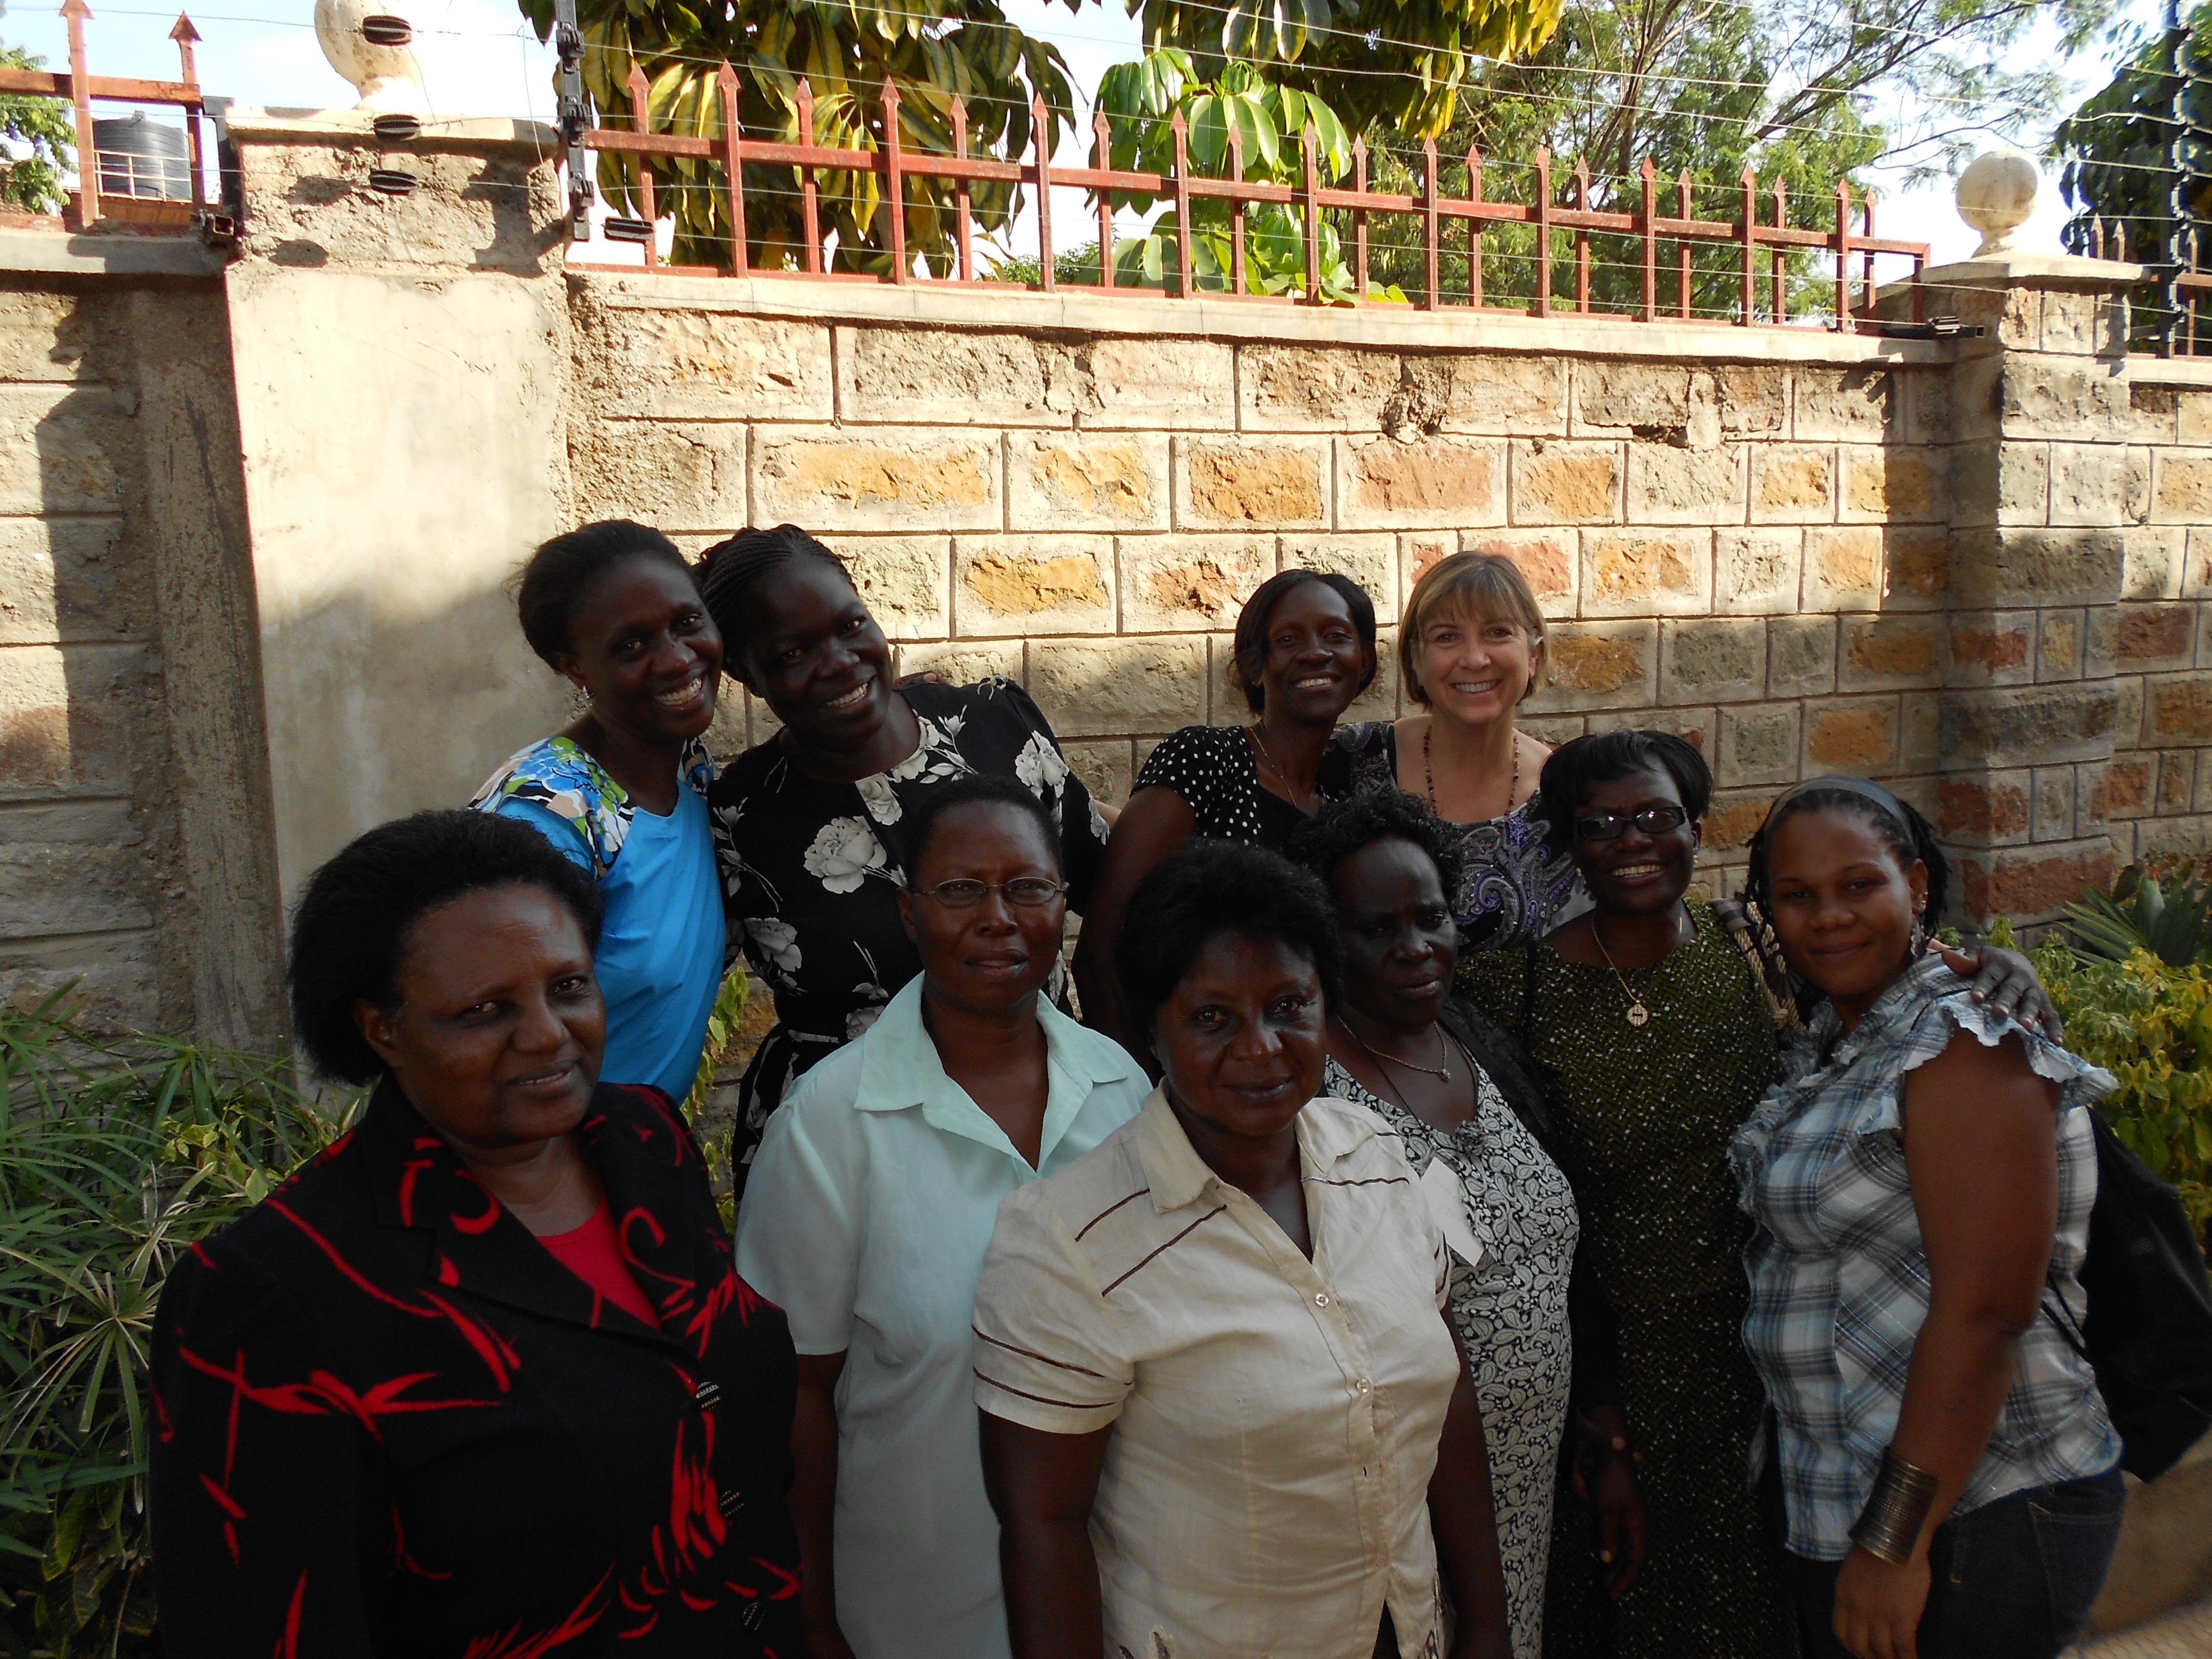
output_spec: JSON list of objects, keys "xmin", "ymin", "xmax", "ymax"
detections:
[
  {"xmin": 734, "ymin": 774, "xmax": 1149, "ymax": 1659},
  {"xmin": 1458, "ymin": 733, "xmax": 2054, "ymax": 1659}
]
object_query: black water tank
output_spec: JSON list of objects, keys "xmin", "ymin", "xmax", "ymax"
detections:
[{"xmin": 93, "ymin": 112, "xmax": 191, "ymax": 200}]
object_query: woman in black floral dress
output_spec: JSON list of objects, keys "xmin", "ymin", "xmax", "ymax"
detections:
[{"xmin": 699, "ymin": 527, "xmax": 1110, "ymax": 1196}]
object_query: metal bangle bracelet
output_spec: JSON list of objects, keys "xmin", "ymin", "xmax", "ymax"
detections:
[{"xmin": 1848, "ymin": 1446, "xmax": 1942, "ymax": 1566}]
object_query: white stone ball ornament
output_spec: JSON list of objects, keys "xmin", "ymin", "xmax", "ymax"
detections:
[
  {"xmin": 1955, "ymin": 148, "xmax": 2040, "ymax": 258},
  {"xmin": 313, "ymin": 0, "xmax": 429, "ymax": 113}
]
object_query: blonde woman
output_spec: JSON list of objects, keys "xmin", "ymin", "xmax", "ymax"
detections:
[{"xmin": 1333, "ymin": 552, "xmax": 1577, "ymax": 950}]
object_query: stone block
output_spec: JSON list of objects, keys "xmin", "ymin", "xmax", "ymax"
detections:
[
  {"xmin": 0, "ymin": 517, "xmax": 132, "ymax": 645},
  {"xmin": 0, "ymin": 287, "xmax": 104, "ymax": 381},
  {"xmin": 2153, "ymin": 452, "xmax": 2212, "ymax": 523},
  {"xmin": 570, "ymin": 419, "xmax": 748, "ymax": 529},
  {"xmin": 2000, "ymin": 358, "xmax": 2131, "ymax": 440},
  {"xmin": 1571, "ymin": 361, "xmax": 1717, "ymax": 441},
  {"xmin": 1029, "ymin": 636, "xmax": 1211, "ymax": 737},
  {"xmin": 2115, "ymin": 603, "xmax": 2195, "ymax": 672},
  {"xmin": 1955, "ymin": 841, "xmax": 2117, "ymax": 926},
  {"xmin": 1703, "ymin": 791, "xmax": 1775, "ymax": 852},
  {"xmin": 1239, "ymin": 346, "xmax": 1403, "ymax": 432},
  {"xmin": 1842, "ymin": 615, "xmax": 1947, "ymax": 691},
  {"xmin": 2131, "ymin": 381, "xmax": 2180, "ymax": 445},
  {"xmin": 1338, "ymin": 628, "xmax": 1400, "ymax": 724},
  {"xmin": 2146, "ymin": 673, "xmax": 2212, "ymax": 742},
  {"xmin": 2049, "ymin": 444, "xmax": 2135, "ymax": 528},
  {"xmin": 1805, "ymin": 697, "xmax": 1900, "ymax": 773},
  {"xmin": 1803, "ymin": 527, "xmax": 1884, "ymax": 611},
  {"xmin": 1947, "ymin": 527, "xmax": 2124, "ymax": 609},
  {"xmin": 1117, "ymin": 535, "xmax": 1275, "ymax": 633},
  {"xmin": 2123, "ymin": 527, "xmax": 2186, "ymax": 600},
  {"xmin": 2116, "ymin": 674, "xmax": 2146, "ymax": 747},
  {"xmin": 2105, "ymin": 754, "xmax": 2152, "ymax": 818},
  {"xmin": 2176, "ymin": 388, "xmax": 2212, "ymax": 444},
  {"xmin": 2187, "ymin": 529, "xmax": 2212, "ymax": 597},
  {"xmin": 1510, "ymin": 441, "xmax": 1621, "ymax": 524},
  {"xmin": 2078, "ymin": 760, "xmax": 2114, "ymax": 827},
  {"xmin": 836, "ymin": 326, "xmax": 1068, "ymax": 426},
  {"xmin": 1284, "ymin": 533, "xmax": 1399, "ymax": 624},
  {"xmin": 1899, "ymin": 689, "xmax": 1940, "ymax": 769},
  {"xmin": 593, "ymin": 307, "xmax": 832, "ymax": 420},
  {"xmin": 1936, "ymin": 773, "xmax": 2032, "ymax": 845},
  {"xmin": 1583, "ymin": 706, "xmax": 1717, "ymax": 755},
  {"xmin": 1901, "ymin": 370, "xmax": 1953, "ymax": 448},
  {"xmin": 0, "ymin": 383, "xmax": 126, "ymax": 516},
  {"xmin": 1947, "ymin": 613, "xmax": 2036, "ymax": 688},
  {"xmin": 1794, "ymin": 366, "xmax": 1895, "ymax": 441},
  {"xmin": 1714, "ymin": 366, "xmax": 1789, "ymax": 437},
  {"xmin": 1461, "ymin": 531, "xmax": 1577, "ymax": 618},
  {"xmin": 1581, "ymin": 529, "xmax": 1711, "ymax": 617},
  {"xmin": 1718, "ymin": 705, "xmax": 1802, "ymax": 786},
  {"xmin": 1625, "ymin": 442, "xmax": 1747, "ymax": 525},
  {"xmin": 1769, "ymin": 615, "xmax": 1838, "ymax": 696},
  {"xmin": 1714, "ymin": 528, "xmax": 1802, "ymax": 615},
  {"xmin": 1950, "ymin": 440, "xmax": 2047, "ymax": 527},
  {"xmin": 1840, "ymin": 448, "xmax": 1942, "ymax": 523},
  {"xmin": 2085, "ymin": 604, "xmax": 2119, "ymax": 678},
  {"xmin": 1882, "ymin": 527, "xmax": 1950, "ymax": 610},
  {"xmin": 0, "ymin": 642, "xmax": 141, "ymax": 799},
  {"xmin": 0, "ymin": 799, "xmax": 151, "ymax": 939},
  {"xmin": 753, "ymin": 427, "xmax": 1002, "ymax": 532},
  {"xmin": 1336, "ymin": 436, "xmax": 1506, "ymax": 528},
  {"xmin": 1007, "ymin": 431, "xmax": 1171, "ymax": 531},
  {"xmin": 1750, "ymin": 445, "xmax": 1836, "ymax": 523},
  {"xmin": 2150, "ymin": 772, "xmax": 2198, "ymax": 832},
  {"xmin": 1519, "ymin": 714, "xmax": 1586, "ymax": 748},
  {"xmin": 1940, "ymin": 684, "xmax": 2119, "ymax": 767},
  {"xmin": 2031, "ymin": 766, "xmax": 2078, "ymax": 841},
  {"xmin": 953, "ymin": 535, "xmax": 1116, "ymax": 635},
  {"xmin": 1076, "ymin": 337, "xmax": 1238, "ymax": 430},
  {"xmin": 823, "ymin": 535, "xmax": 950, "ymax": 639},
  {"xmin": 2038, "ymin": 610, "xmax": 2085, "ymax": 682},
  {"xmin": 1175, "ymin": 437, "xmax": 1330, "ymax": 529},
  {"xmin": 1426, "ymin": 355, "xmax": 1570, "ymax": 437},
  {"xmin": 895, "ymin": 640, "xmax": 1023, "ymax": 688},
  {"xmin": 1403, "ymin": 534, "xmax": 1455, "ymax": 592},
  {"xmin": 2041, "ymin": 289, "xmax": 2124, "ymax": 356},
  {"xmin": 1524, "ymin": 620, "xmax": 1657, "ymax": 711},
  {"xmin": 1060, "ymin": 738, "xmax": 1134, "ymax": 806},
  {"xmin": 1659, "ymin": 618, "xmax": 1764, "ymax": 705}
]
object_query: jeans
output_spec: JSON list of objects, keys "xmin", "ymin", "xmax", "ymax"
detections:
[{"xmin": 1788, "ymin": 1467, "xmax": 2127, "ymax": 1659}]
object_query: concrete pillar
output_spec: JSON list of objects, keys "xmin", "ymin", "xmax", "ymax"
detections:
[{"xmin": 1921, "ymin": 253, "xmax": 2146, "ymax": 927}]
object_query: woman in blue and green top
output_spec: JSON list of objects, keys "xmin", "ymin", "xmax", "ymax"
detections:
[{"xmin": 471, "ymin": 520, "xmax": 726, "ymax": 1103}]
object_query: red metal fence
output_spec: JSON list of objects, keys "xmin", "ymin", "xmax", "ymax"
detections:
[
  {"xmin": 573, "ymin": 68, "xmax": 1934, "ymax": 330},
  {"xmin": 0, "ymin": 0, "xmax": 211, "ymax": 231}
]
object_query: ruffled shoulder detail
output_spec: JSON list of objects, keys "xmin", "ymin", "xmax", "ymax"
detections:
[
  {"xmin": 470, "ymin": 736, "xmax": 630, "ymax": 878},
  {"xmin": 1877, "ymin": 981, "xmax": 2118, "ymax": 1129}
]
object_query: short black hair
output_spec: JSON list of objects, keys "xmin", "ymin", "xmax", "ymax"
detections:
[
  {"xmin": 900, "ymin": 773, "xmax": 1062, "ymax": 881},
  {"xmin": 1116, "ymin": 840, "xmax": 1342, "ymax": 1046},
  {"xmin": 287, "ymin": 810, "xmax": 604, "ymax": 1084},
  {"xmin": 516, "ymin": 519, "xmax": 694, "ymax": 666},
  {"xmin": 1536, "ymin": 729, "xmax": 1714, "ymax": 854},
  {"xmin": 1746, "ymin": 780, "xmax": 1951, "ymax": 922},
  {"xmin": 695, "ymin": 524, "xmax": 853, "ymax": 676},
  {"xmin": 1287, "ymin": 786, "xmax": 1465, "ymax": 905},
  {"xmin": 1230, "ymin": 570, "xmax": 1379, "ymax": 715}
]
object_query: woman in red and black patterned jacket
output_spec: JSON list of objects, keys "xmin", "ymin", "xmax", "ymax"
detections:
[{"xmin": 149, "ymin": 809, "xmax": 803, "ymax": 1658}]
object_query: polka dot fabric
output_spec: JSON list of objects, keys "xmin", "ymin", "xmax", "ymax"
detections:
[{"xmin": 1132, "ymin": 725, "xmax": 1351, "ymax": 852}]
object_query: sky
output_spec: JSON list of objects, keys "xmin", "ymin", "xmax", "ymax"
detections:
[{"xmin": 0, "ymin": 0, "xmax": 2166, "ymax": 271}]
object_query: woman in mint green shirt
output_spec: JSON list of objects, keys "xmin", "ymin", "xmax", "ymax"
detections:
[{"xmin": 735, "ymin": 774, "xmax": 1147, "ymax": 1659}]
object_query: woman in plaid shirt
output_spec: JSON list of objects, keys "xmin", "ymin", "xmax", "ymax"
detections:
[{"xmin": 1733, "ymin": 778, "xmax": 2122, "ymax": 1659}]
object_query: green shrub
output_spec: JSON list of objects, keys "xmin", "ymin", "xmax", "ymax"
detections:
[
  {"xmin": 0, "ymin": 995, "xmax": 348, "ymax": 1657},
  {"xmin": 2060, "ymin": 862, "xmax": 2212, "ymax": 968},
  {"xmin": 2024, "ymin": 926, "xmax": 2212, "ymax": 1248}
]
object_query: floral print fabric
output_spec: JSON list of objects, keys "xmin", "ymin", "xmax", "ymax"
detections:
[{"xmin": 470, "ymin": 733, "xmax": 714, "ymax": 879}]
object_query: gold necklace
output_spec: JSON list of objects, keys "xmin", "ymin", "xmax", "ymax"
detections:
[
  {"xmin": 1591, "ymin": 916, "xmax": 1653, "ymax": 1027},
  {"xmin": 1424, "ymin": 724, "xmax": 1519, "ymax": 819},
  {"xmin": 1339, "ymin": 1013, "xmax": 1454, "ymax": 1082},
  {"xmin": 1248, "ymin": 722, "xmax": 1317, "ymax": 812}
]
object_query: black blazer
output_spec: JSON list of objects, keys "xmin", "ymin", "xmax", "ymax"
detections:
[{"xmin": 150, "ymin": 1079, "xmax": 803, "ymax": 1658}]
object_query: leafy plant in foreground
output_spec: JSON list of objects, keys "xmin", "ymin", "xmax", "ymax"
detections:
[
  {"xmin": 0, "ymin": 995, "xmax": 348, "ymax": 1656},
  {"xmin": 2061, "ymin": 863, "xmax": 2212, "ymax": 968}
]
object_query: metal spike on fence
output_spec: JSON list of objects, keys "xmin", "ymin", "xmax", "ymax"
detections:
[{"xmin": 2093, "ymin": 218, "xmax": 2107, "ymax": 260}]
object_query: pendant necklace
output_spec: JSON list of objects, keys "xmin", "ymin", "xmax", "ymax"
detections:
[
  {"xmin": 1426, "ymin": 724, "xmax": 1519, "ymax": 819},
  {"xmin": 1591, "ymin": 917, "xmax": 1653, "ymax": 1028},
  {"xmin": 1249, "ymin": 722, "xmax": 1317, "ymax": 813},
  {"xmin": 1339, "ymin": 1013, "xmax": 1454, "ymax": 1082}
]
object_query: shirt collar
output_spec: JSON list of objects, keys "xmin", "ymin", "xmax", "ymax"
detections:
[
  {"xmin": 850, "ymin": 976, "xmax": 1135, "ymax": 1166},
  {"xmin": 1134, "ymin": 1086, "xmax": 1378, "ymax": 1213},
  {"xmin": 1800, "ymin": 950, "xmax": 1958, "ymax": 1068}
]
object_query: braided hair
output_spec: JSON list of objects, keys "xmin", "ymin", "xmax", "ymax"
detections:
[
  {"xmin": 1745, "ymin": 778, "xmax": 1950, "ymax": 923},
  {"xmin": 694, "ymin": 524, "xmax": 850, "ymax": 679}
]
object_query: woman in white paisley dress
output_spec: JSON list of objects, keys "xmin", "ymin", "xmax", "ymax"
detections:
[
  {"xmin": 697, "ymin": 526, "xmax": 1112, "ymax": 1198},
  {"xmin": 1291, "ymin": 791, "xmax": 1643, "ymax": 1659}
]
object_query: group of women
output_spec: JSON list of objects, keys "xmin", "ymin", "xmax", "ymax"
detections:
[{"xmin": 145, "ymin": 522, "xmax": 2128, "ymax": 1659}]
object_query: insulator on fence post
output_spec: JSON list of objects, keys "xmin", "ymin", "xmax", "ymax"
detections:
[
  {"xmin": 552, "ymin": 0, "xmax": 592, "ymax": 237},
  {"xmin": 2092, "ymin": 217, "xmax": 2106, "ymax": 260}
]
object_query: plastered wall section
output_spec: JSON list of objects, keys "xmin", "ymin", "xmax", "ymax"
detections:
[{"xmin": 0, "ymin": 266, "xmax": 285, "ymax": 1040}]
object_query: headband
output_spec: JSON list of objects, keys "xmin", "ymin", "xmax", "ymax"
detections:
[{"xmin": 1760, "ymin": 774, "xmax": 1914, "ymax": 839}]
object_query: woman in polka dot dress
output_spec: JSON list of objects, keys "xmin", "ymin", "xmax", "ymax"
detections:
[{"xmin": 1071, "ymin": 569, "xmax": 1373, "ymax": 1057}]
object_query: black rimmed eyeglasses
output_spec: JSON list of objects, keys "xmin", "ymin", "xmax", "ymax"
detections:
[
  {"xmin": 909, "ymin": 878, "xmax": 1069, "ymax": 908},
  {"xmin": 1574, "ymin": 804, "xmax": 1689, "ymax": 842}
]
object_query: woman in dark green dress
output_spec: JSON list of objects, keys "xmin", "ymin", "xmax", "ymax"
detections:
[{"xmin": 1460, "ymin": 732, "xmax": 2056, "ymax": 1659}]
